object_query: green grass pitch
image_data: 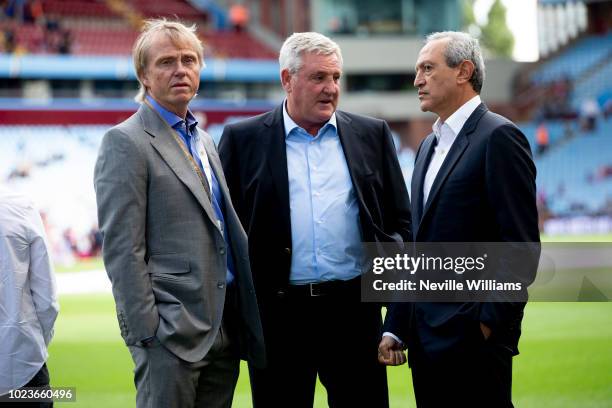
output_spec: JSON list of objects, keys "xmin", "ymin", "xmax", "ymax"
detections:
[{"xmin": 47, "ymin": 294, "xmax": 612, "ymax": 407}]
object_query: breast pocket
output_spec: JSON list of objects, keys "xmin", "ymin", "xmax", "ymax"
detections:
[{"xmin": 149, "ymin": 174, "xmax": 190, "ymax": 220}]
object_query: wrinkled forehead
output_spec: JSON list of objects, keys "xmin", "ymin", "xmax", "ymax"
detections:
[
  {"xmin": 147, "ymin": 31, "xmax": 200, "ymax": 60},
  {"xmin": 299, "ymin": 51, "xmax": 342, "ymax": 71},
  {"xmin": 416, "ymin": 38, "xmax": 448, "ymax": 65}
]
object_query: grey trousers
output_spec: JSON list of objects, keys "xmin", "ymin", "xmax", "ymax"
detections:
[{"xmin": 128, "ymin": 324, "xmax": 239, "ymax": 408}]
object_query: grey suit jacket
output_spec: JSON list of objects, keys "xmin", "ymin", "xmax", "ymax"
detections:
[{"xmin": 94, "ymin": 102, "xmax": 265, "ymax": 367}]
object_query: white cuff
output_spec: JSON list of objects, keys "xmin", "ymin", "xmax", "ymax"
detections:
[{"xmin": 382, "ymin": 331, "xmax": 404, "ymax": 345}]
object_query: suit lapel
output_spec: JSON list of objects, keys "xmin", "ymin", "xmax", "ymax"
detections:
[
  {"xmin": 263, "ymin": 105, "xmax": 291, "ymax": 222},
  {"xmin": 336, "ymin": 111, "xmax": 371, "ymax": 175},
  {"xmin": 141, "ymin": 104, "xmax": 219, "ymax": 230},
  {"xmin": 411, "ymin": 134, "xmax": 437, "ymax": 237},
  {"xmin": 199, "ymin": 129, "xmax": 234, "ymax": 215},
  {"xmin": 421, "ymin": 134, "xmax": 469, "ymax": 219},
  {"xmin": 418, "ymin": 104, "xmax": 488, "ymax": 235},
  {"xmin": 199, "ymin": 129, "xmax": 226, "ymax": 194},
  {"xmin": 336, "ymin": 111, "xmax": 373, "ymax": 221},
  {"xmin": 199, "ymin": 128, "xmax": 232, "ymax": 235}
]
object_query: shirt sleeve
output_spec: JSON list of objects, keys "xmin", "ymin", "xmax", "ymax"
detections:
[{"xmin": 27, "ymin": 205, "xmax": 59, "ymax": 346}]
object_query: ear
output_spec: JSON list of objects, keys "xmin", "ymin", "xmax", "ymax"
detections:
[
  {"xmin": 456, "ymin": 60, "xmax": 475, "ymax": 86},
  {"xmin": 281, "ymin": 69, "xmax": 293, "ymax": 93},
  {"xmin": 140, "ymin": 68, "xmax": 151, "ymax": 89}
]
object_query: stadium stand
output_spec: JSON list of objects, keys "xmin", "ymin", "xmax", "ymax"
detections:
[
  {"xmin": 518, "ymin": 25, "xmax": 612, "ymax": 218},
  {"xmin": 521, "ymin": 120, "xmax": 576, "ymax": 148},
  {"xmin": 42, "ymin": 0, "xmax": 117, "ymax": 18},
  {"xmin": 534, "ymin": 118, "xmax": 612, "ymax": 215},
  {"xmin": 0, "ymin": 119, "xmax": 226, "ymax": 261},
  {"xmin": 572, "ymin": 57, "xmax": 612, "ymax": 108},
  {"xmin": 1, "ymin": 0, "xmax": 610, "ymax": 241},
  {"xmin": 0, "ymin": 124, "xmax": 107, "ymax": 261},
  {"xmin": 532, "ymin": 33, "xmax": 612, "ymax": 84},
  {"xmin": 0, "ymin": 0, "xmax": 276, "ymax": 57},
  {"xmin": 202, "ymin": 31, "xmax": 277, "ymax": 59},
  {"xmin": 127, "ymin": 0, "xmax": 206, "ymax": 20}
]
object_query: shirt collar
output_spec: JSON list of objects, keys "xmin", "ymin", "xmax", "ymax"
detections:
[
  {"xmin": 432, "ymin": 95, "xmax": 481, "ymax": 141},
  {"xmin": 146, "ymin": 95, "xmax": 198, "ymax": 132},
  {"xmin": 282, "ymin": 99, "xmax": 337, "ymax": 139}
]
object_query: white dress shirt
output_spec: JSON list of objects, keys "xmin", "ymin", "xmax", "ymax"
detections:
[
  {"xmin": 383, "ymin": 95, "xmax": 481, "ymax": 345},
  {"xmin": 0, "ymin": 186, "xmax": 59, "ymax": 395},
  {"xmin": 422, "ymin": 95, "xmax": 481, "ymax": 207}
]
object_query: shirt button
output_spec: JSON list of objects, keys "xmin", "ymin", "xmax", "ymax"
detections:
[
  {"xmin": 219, "ymin": 248, "xmax": 226, "ymax": 255},
  {"xmin": 283, "ymin": 247, "xmax": 292, "ymax": 255},
  {"xmin": 276, "ymin": 289, "xmax": 287, "ymax": 298},
  {"xmin": 217, "ymin": 282, "xmax": 226, "ymax": 289}
]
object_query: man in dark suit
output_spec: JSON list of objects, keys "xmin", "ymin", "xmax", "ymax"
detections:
[
  {"xmin": 219, "ymin": 32, "xmax": 411, "ymax": 407},
  {"xmin": 378, "ymin": 31, "xmax": 540, "ymax": 407},
  {"xmin": 94, "ymin": 19, "xmax": 264, "ymax": 408}
]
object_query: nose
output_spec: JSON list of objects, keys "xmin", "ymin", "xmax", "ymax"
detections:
[
  {"xmin": 174, "ymin": 61, "xmax": 187, "ymax": 76},
  {"xmin": 322, "ymin": 78, "xmax": 338, "ymax": 95},
  {"xmin": 414, "ymin": 71, "xmax": 424, "ymax": 88}
]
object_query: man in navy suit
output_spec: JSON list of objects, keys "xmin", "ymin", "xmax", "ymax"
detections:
[
  {"xmin": 219, "ymin": 32, "xmax": 411, "ymax": 407},
  {"xmin": 379, "ymin": 31, "xmax": 540, "ymax": 407}
]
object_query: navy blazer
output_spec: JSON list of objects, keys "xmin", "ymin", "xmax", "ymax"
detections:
[
  {"xmin": 383, "ymin": 103, "xmax": 540, "ymax": 359},
  {"xmin": 218, "ymin": 104, "xmax": 411, "ymax": 300}
]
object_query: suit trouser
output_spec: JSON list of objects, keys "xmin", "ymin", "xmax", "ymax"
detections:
[
  {"xmin": 249, "ymin": 278, "xmax": 389, "ymax": 408},
  {"xmin": 128, "ymin": 301, "xmax": 240, "ymax": 408},
  {"xmin": 409, "ymin": 327, "xmax": 514, "ymax": 408}
]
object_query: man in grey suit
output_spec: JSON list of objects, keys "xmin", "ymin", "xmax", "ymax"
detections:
[{"xmin": 94, "ymin": 19, "xmax": 265, "ymax": 408}]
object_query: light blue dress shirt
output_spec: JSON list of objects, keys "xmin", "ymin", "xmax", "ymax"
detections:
[{"xmin": 283, "ymin": 102, "xmax": 365, "ymax": 284}]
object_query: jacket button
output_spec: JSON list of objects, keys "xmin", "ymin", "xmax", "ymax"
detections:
[
  {"xmin": 220, "ymin": 248, "xmax": 226, "ymax": 255},
  {"xmin": 217, "ymin": 282, "xmax": 226, "ymax": 289},
  {"xmin": 276, "ymin": 289, "xmax": 286, "ymax": 298},
  {"xmin": 283, "ymin": 247, "xmax": 291, "ymax": 255}
]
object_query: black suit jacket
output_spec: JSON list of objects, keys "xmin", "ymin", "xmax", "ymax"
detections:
[
  {"xmin": 218, "ymin": 104, "xmax": 411, "ymax": 303},
  {"xmin": 384, "ymin": 103, "xmax": 540, "ymax": 359}
]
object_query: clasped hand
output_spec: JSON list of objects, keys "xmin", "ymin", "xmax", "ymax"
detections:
[{"xmin": 377, "ymin": 336, "xmax": 407, "ymax": 366}]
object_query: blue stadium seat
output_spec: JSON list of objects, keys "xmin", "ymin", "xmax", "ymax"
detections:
[
  {"xmin": 532, "ymin": 33, "xmax": 612, "ymax": 84},
  {"xmin": 534, "ymin": 118, "xmax": 612, "ymax": 214}
]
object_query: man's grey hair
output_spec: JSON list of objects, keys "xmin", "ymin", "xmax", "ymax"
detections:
[
  {"xmin": 132, "ymin": 18, "xmax": 205, "ymax": 103},
  {"xmin": 426, "ymin": 31, "xmax": 485, "ymax": 93},
  {"xmin": 279, "ymin": 32, "xmax": 343, "ymax": 75}
]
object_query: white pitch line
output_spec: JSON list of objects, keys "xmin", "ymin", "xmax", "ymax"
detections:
[{"xmin": 56, "ymin": 269, "xmax": 112, "ymax": 295}]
